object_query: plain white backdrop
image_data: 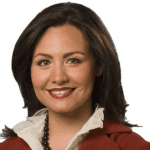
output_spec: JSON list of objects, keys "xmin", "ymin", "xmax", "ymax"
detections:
[{"xmin": 0, "ymin": 0, "xmax": 150, "ymax": 143}]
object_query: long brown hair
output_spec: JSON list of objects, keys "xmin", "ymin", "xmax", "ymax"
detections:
[{"xmin": 0, "ymin": 2, "xmax": 140, "ymax": 140}]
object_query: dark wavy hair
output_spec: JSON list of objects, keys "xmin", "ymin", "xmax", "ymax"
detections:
[{"xmin": 0, "ymin": 2, "xmax": 141, "ymax": 140}]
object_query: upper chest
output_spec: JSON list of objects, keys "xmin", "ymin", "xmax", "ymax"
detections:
[{"xmin": 48, "ymin": 134, "xmax": 76, "ymax": 150}]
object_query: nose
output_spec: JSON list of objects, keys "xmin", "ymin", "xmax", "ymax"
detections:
[{"xmin": 50, "ymin": 64, "xmax": 69, "ymax": 85}]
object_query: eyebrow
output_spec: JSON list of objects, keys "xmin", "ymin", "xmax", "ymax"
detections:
[{"xmin": 33, "ymin": 51, "xmax": 86, "ymax": 59}]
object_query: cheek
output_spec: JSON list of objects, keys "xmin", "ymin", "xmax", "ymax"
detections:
[
  {"xmin": 31, "ymin": 67, "xmax": 48, "ymax": 89},
  {"xmin": 71, "ymin": 62, "xmax": 95, "ymax": 87}
]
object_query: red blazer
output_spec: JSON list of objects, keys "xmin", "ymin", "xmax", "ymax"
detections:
[{"xmin": 0, "ymin": 119, "xmax": 150, "ymax": 150}]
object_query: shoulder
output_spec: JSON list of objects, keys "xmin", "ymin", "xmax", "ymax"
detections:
[
  {"xmin": 0, "ymin": 136, "xmax": 31, "ymax": 150},
  {"xmin": 110, "ymin": 131, "xmax": 150, "ymax": 150},
  {"xmin": 103, "ymin": 118, "xmax": 150, "ymax": 149},
  {"xmin": 79, "ymin": 119, "xmax": 150, "ymax": 150}
]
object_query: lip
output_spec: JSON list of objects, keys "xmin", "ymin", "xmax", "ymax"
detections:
[
  {"xmin": 49, "ymin": 87, "xmax": 75, "ymax": 91},
  {"xmin": 48, "ymin": 88, "xmax": 76, "ymax": 99}
]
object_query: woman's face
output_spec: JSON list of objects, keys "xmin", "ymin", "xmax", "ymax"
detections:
[{"xmin": 31, "ymin": 24, "xmax": 99, "ymax": 114}]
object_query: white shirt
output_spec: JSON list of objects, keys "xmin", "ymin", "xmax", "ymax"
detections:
[{"xmin": 13, "ymin": 104, "xmax": 104, "ymax": 150}]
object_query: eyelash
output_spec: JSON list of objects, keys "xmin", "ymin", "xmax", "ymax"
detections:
[{"xmin": 37, "ymin": 58, "xmax": 81, "ymax": 66}]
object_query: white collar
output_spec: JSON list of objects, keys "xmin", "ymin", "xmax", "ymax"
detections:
[{"xmin": 13, "ymin": 104, "xmax": 104, "ymax": 150}]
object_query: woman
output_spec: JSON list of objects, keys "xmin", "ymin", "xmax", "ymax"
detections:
[{"xmin": 0, "ymin": 2, "xmax": 150, "ymax": 150}]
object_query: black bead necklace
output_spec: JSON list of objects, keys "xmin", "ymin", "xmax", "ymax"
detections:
[{"xmin": 42, "ymin": 113, "xmax": 52, "ymax": 150}]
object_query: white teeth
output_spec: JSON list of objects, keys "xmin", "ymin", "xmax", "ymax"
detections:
[{"xmin": 51, "ymin": 89, "xmax": 73, "ymax": 94}]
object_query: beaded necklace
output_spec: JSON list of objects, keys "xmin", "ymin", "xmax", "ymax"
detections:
[{"xmin": 42, "ymin": 113, "xmax": 52, "ymax": 150}]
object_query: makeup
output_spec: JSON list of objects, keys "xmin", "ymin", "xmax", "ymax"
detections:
[{"xmin": 48, "ymin": 88, "xmax": 76, "ymax": 99}]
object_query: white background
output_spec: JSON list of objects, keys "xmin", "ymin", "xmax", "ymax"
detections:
[{"xmin": 0, "ymin": 0, "xmax": 150, "ymax": 143}]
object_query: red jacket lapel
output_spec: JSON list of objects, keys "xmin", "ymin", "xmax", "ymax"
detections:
[
  {"xmin": 79, "ymin": 118, "xmax": 150, "ymax": 150},
  {"xmin": 0, "ymin": 136, "xmax": 31, "ymax": 150}
]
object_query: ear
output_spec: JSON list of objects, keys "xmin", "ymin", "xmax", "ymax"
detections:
[{"xmin": 95, "ymin": 64, "xmax": 104, "ymax": 77}]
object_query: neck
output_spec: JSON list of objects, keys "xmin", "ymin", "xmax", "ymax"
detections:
[{"xmin": 47, "ymin": 100, "xmax": 93, "ymax": 136}]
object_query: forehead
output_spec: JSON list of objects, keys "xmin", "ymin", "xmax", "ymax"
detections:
[{"xmin": 33, "ymin": 24, "xmax": 90, "ymax": 55}]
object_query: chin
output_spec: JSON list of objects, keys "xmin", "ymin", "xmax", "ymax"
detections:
[{"xmin": 48, "ymin": 104, "xmax": 79, "ymax": 115}]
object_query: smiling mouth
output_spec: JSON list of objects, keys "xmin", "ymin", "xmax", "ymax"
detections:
[{"xmin": 48, "ymin": 88, "xmax": 76, "ymax": 99}]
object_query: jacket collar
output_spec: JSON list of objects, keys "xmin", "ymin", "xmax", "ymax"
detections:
[
  {"xmin": 13, "ymin": 104, "xmax": 104, "ymax": 150},
  {"xmin": 13, "ymin": 104, "xmax": 132, "ymax": 150},
  {"xmin": 103, "ymin": 118, "xmax": 132, "ymax": 134}
]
